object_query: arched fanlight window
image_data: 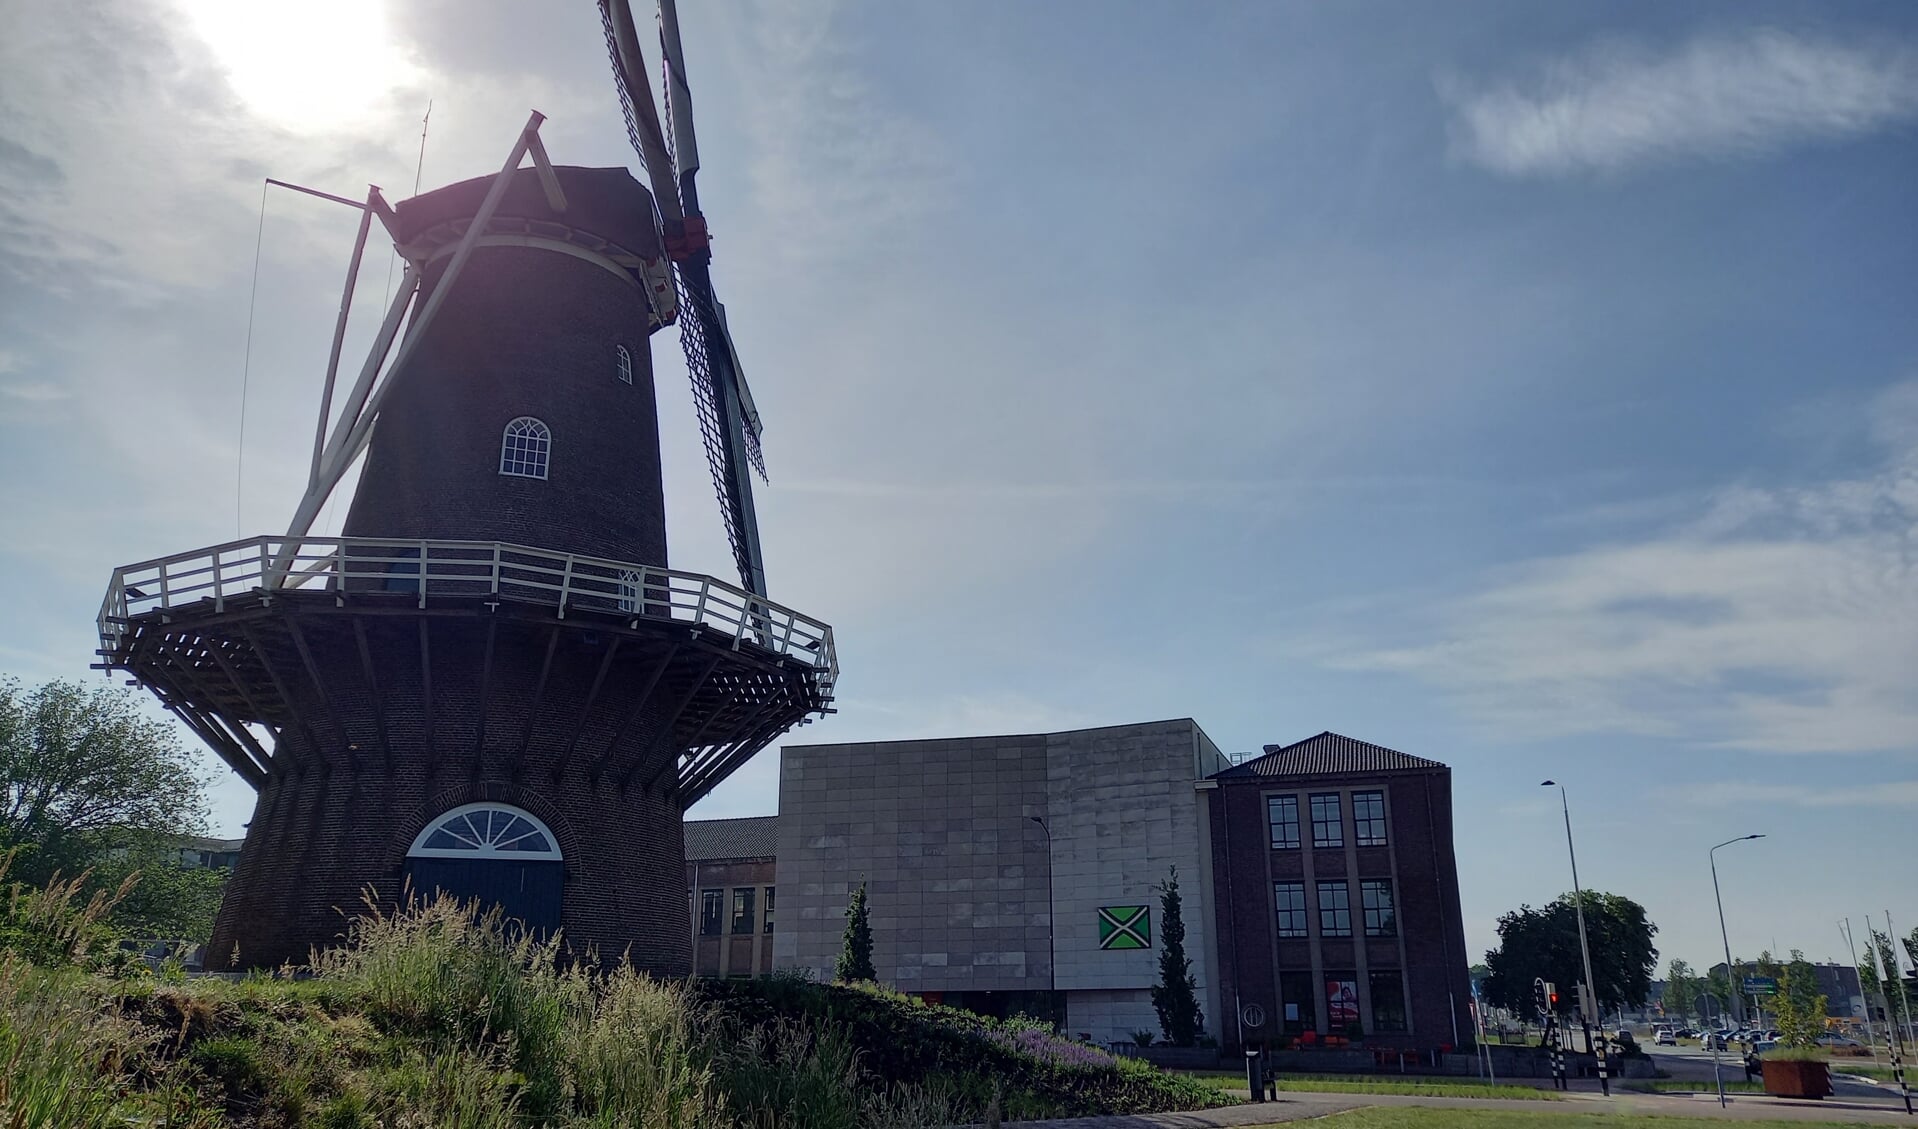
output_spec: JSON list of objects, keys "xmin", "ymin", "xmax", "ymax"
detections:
[
  {"xmin": 500, "ymin": 416, "xmax": 551, "ymax": 479},
  {"xmin": 616, "ymin": 344, "xmax": 633, "ymax": 385},
  {"xmin": 616, "ymin": 568, "xmax": 643, "ymax": 614},
  {"xmin": 407, "ymin": 803, "xmax": 562, "ymax": 859}
]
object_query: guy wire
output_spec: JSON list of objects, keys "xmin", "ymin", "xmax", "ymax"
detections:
[{"xmin": 237, "ymin": 178, "xmax": 268, "ymax": 537}]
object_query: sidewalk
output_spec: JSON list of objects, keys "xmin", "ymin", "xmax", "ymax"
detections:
[{"xmin": 999, "ymin": 1087, "xmax": 1918, "ymax": 1128}]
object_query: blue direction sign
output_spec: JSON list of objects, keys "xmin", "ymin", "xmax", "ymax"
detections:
[{"xmin": 1742, "ymin": 976, "xmax": 1779, "ymax": 996}]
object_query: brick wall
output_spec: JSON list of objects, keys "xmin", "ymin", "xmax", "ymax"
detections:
[{"xmin": 1207, "ymin": 767, "xmax": 1471, "ymax": 1049}]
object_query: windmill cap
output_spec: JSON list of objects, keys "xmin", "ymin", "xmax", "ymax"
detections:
[{"xmin": 392, "ymin": 165, "xmax": 664, "ymax": 269}]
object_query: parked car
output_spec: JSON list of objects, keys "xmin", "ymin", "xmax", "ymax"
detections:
[
  {"xmin": 1655, "ymin": 1029, "xmax": 1677, "ymax": 1046},
  {"xmin": 1816, "ymin": 1034, "xmax": 1863, "ymax": 1049},
  {"xmin": 1704, "ymin": 1031, "xmax": 1733, "ymax": 1050},
  {"xmin": 1675, "ymin": 1027, "xmax": 1699, "ymax": 1038}
]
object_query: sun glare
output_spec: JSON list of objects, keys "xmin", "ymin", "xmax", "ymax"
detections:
[{"xmin": 180, "ymin": 0, "xmax": 421, "ymax": 131}]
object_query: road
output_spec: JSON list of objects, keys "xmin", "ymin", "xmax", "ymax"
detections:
[{"xmin": 1642, "ymin": 1042, "xmax": 1905, "ymax": 1103}]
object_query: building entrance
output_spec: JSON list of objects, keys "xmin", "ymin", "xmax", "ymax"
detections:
[{"xmin": 404, "ymin": 803, "xmax": 563, "ymax": 935}]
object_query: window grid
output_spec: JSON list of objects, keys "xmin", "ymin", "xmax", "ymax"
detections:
[
  {"xmin": 699, "ymin": 890, "xmax": 722, "ymax": 936},
  {"xmin": 730, "ymin": 887, "xmax": 756, "ymax": 935},
  {"xmin": 1361, "ymin": 879, "xmax": 1397, "ymax": 937},
  {"xmin": 1267, "ymin": 795, "xmax": 1300, "ymax": 850},
  {"xmin": 1354, "ymin": 791, "xmax": 1388, "ymax": 847},
  {"xmin": 763, "ymin": 887, "xmax": 776, "ymax": 934},
  {"xmin": 616, "ymin": 568, "xmax": 643, "ymax": 614},
  {"xmin": 1317, "ymin": 880, "xmax": 1352, "ymax": 937},
  {"xmin": 1274, "ymin": 881, "xmax": 1308, "ymax": 938},
  {"xmin": 500, "ymin": 416, "xmax": 551, "ymax": 479},
  {"xmin": 616, "ymin": 344, "xmax": 633, "ymax": 384},
  {"xmin": 1310, "ymin": 793, "xmax": 1343, "ymax": 848}
]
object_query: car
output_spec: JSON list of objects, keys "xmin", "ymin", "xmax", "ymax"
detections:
[
  {"xmin": 1703, "ymin": 1031, "xmax": 1733, "ymax": 1050},
  {"xmin": 1675, "ymin": 1027, "xmax": 1699, "ymax": 1038},
  {"xmin": 1655, "ymin": 1029, "xmax": 1677, "ymax": 1046},
  {"xmin": 1816, "ymin": 1034, "xmax": 1863, "ymax": 1049}
]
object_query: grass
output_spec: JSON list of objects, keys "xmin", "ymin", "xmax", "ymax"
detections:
[
  {"xmin": 1833, "ymin": 1063, "xmax": 1910, "ymax": 1083},
  {"xmin": 1182, "ymin": 1071, "xmax": 1559, "ymax": 1100},
  {"xmin": 3, "ymin": 887, "xmax": 1225, "ymax": 1127},
  {"xmin": 1625, "ymin": 1079, "xmax": 1765, "ymax": 1093},
  {"xmin": 1264, "ymin": 1109, "xmax": 1894, "ymax": 1128}
]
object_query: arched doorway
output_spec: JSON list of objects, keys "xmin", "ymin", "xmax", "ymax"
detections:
[{"xmin": 404, "ymin": 803, "xmax": 563, "ymax": 935}]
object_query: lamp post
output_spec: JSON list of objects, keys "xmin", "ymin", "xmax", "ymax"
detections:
[
  {"xmin": 1540, "ymin": 781, "xmax": 1600, "ymax": 1065},
  {"xmin": 1710, "ymin": 835, "xmax": 1764, "ymax": 1027},
  {"xmin": 1031, "ymin": 816, "xmax": 1058, "ymax": 1031}
]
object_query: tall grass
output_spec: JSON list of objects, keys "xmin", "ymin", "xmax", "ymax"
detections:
[
  {"xmin": 567, "ymin": 966, "xmax": 724, "ymax": 1127},
  {"xmin": 0, "ymin": 956, "xmax": 151, "ymax": 1129},
  {"xmin": 0, "ymin": 848, "xmax": 136, "ymax": 973}
]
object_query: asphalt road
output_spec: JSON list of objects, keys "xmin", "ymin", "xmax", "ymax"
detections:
[{"xmin": 1641, "ymin": 1042, "xmax": 1903, "ymax": 1102}]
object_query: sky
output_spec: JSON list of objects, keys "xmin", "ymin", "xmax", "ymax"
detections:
[{"xmin": 1, "ymin": 0, "xmax": 1914, "ymax": 978}]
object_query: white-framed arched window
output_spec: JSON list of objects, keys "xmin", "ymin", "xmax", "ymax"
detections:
[
  {"xmin": 616, "ymin": 568, "xmax": 643, "ymax": 613},
  {"xmin": 500, "ymin": 416, "xmax": 551, "ymax": 479},
  {"xmin": 407, "ymin": 802, "xmax": 562, "ymax": 859},
  {"xmin": 616, "ymin": 344, "xmax": 633, "ymax": 385}
]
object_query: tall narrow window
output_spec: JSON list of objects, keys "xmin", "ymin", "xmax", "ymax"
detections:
[
  {"xmin": 616, "ymin": 344, "xmax": 633, "ymax": 384},
  {"xmin": 763, "ymin": 886, "xmax": 776, "ymax": 933},
  {"xmin": 1311, "ymin": 793, "xmax": 1343, "ymax": 848},
  {"xmin": 1353, "ymin": 791, "xmax": 1388, "ymax": 846},
  {"xmin": 1317, "ymin": 880, "xmax": 1352, "ymax": 937},
  {"xmin": 500, "ymin": 416, "xmax": 551, "ymax": 479},
  {"xmin": 616, "ymin": 568, "xmax": 643, "ymax": 614},
  {"xmin": 1370, "ymin": 969, "xmax": 1408, "ymax": 1031},
  {"xmin": 1274, "ymin": 881, "xmax": 1308, "ymax": 938},
  {"xmin": 699, "ymin": 889, "xmax": 723, "ymax": 936},
  {"xmin": 731, "ymin": 887, "xmax": 756, "ymax": 934},
  {"xmin": 1267, "ymin": 795, "xmax": 1300, "ymax": 849},
  {"xmin": 1361, "ymin": 879, "xmax": 1396, "ymax": 937}
]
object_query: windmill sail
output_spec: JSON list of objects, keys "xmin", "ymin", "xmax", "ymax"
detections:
[{"xmin": 599, "ymin": 0, "xmax": 767, "ymax": 598}]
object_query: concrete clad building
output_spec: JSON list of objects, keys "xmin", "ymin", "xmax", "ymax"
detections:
[
  {"xmin": 775, "ymin": 720, "xmax": 1230, "ymax": 1043},
  {"xmin": 1205, "ymin": 733, "xmax": 1471, "ymax": 1050},
  {"xmin": 686, "ymin": 816, "xmax": 778, "ymax": 978}
]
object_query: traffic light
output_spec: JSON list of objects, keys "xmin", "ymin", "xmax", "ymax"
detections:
[
  {"xmin": 1547, "ymin": 983, "xmax": 1560, "ymax": 1010},
  {"xmin": 1534, "ymin": 978, "xmax": 1558, "ymax": 1019}
]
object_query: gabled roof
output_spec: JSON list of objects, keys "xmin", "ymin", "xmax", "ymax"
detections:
[
  {"xmin": 1215, "ymin": 732, "xmax": 1446, "ymax": 778},
  {"xmin": 684, "ymin": 815, "xmax": 777, "ymax": 861}
]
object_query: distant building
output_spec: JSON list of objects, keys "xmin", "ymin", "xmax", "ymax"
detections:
[
  {"xmin": 177, "ymin": 836, "xmax": 244, "ymax": 871},
  {"xmin": 1204, "ymin": 733, "xmax": 1472, "ymax": 1050},
  {"xmin": 774, "ymin": 720, "xmax": 1230, "ymax": 1043},
  {"xmin": 686, "ymin": 816, "xmax": 778, "ymax": 978}
]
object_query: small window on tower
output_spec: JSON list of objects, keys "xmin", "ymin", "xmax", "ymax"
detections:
[
  {"xmin": 500, "ymin": 417, "xmax": 551, "ymax": 479},
  {"xmin": 616, "ymin": 344, "xmax": 633, "ymax": 384}
]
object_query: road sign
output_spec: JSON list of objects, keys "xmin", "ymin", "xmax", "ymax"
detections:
[{"xmin": 1742, "ymin": 976, "xmax": 1779, "ymax": 996}]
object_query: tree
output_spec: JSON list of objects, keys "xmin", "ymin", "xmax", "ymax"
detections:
[
  {"xmin": 1480, "ymin": 891, "xmax": 1658, "ymax": 1017},
  {"xmin": 1773, "ymin": 950, "xmax": 1827, "ymax": 1049},
  {"xmin": 1151, "ymin": 865, "xmax": 1203, "ymax": 1047},
  {"xmin": 1664, "ymin": 959, "xmax": 1698, "ymax": 1021},
  {"xmin": 0, "ymin": 677, "xmax": 210, "ymax": 884},
  {"xmin": 835, "ymin": 880, "xmax": 875, "ymax": 983}
]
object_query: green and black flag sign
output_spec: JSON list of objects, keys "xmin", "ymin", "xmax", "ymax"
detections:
[{"xmin": 1097, "ymin": 905, "xmax": 1151, "ymax": 950}]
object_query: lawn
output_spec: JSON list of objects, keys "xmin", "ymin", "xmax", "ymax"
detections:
[
  {"xmin": 1182, "ymin": 1071, "xmax": 1559, "ymax": 1100},
  {"xmin": 1624, "ymin": 1079, "xmax": 1764, "ymax": 1093},
  {"xmin": 1264, "ymin": 1108, "xmax": 1889, "ymax": 1128}
]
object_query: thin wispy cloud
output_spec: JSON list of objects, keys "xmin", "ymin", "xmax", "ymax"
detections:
[
  {"xmin": 1332, "ymin": 383, "xmax": 1918, "ymax": 756},
  {"xmin": 1687, "ymin": 781, "xmax": 1918, "ymax": 810},
  {"xmin": 1441, "ymin": 29, "xmax": 1918, "ymax": 177}
]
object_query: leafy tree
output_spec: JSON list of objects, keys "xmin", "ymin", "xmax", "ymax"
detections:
[
  {"xmin": 835, "ymin": 880, "xmax": 875, "ymax": 983},
  {"xmin": 1664, "ymin": 959, "xmax": 1698, "ymax": 1020},
  {"xmin": 1862, "ymin": 926, "xmax": 1911, "ymax": 1025},
  {"xmin": 0, "ymin": 678, "xmax": 220, "ymax": 938},
  {"xmin": 1150, "ymin": 866, "xmax": 1203, "ymax": 1047},
  {"xmin": 1904, "ymin": 927, "xmax": 1918, "ymax": 972},
  {"xmin": 1773, "ymin": 950, "xmax": 1828, "ymax": 1048},
  {"xmin": 0, "ymin": 678, "xmax": 209, "ymax": 881},
  {"xmin": 1480, "ymin": 891, "xmax": 1658, "ymax": 1017}
]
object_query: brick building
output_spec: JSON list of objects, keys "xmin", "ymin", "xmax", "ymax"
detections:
[
  {"xmin": 1204, "ymin": 733, "xmax": 1471, "ymax": 1051},
  {"xmin": 687, "ymin": 816, "xmax": 778, "ymax": 977}
]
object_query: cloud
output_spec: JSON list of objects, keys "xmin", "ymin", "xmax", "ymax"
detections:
[
  {"xmin": 1688, "ymin": 781, "xmax": 1918, "ymax": 809},
  {"xmin": 0, "ymin": 381, "xmax": 68, "ymax": 403},
  {"xmin": 1332, "ymin": 383, "xmax": 1918, "ymax": 756},
  {"xmin": 1440, "ymin": 29, "xmax": 1918, "ymax": 177}
]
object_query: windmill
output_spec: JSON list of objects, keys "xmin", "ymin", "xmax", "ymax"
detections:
[{"xmin": 93, "ymin": 1, "xmax": 836, "ymax": 972}]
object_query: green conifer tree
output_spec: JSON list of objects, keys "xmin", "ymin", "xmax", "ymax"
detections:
[
  {"xmin": 1151, "ymin": 865, "xmax": 1203, "ymax": 1046},
  {"xmin": 835, "ymin": 880, "xmax": 876, "ymax": 983}
]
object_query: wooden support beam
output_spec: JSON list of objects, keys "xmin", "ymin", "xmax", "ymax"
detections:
[
  {"xmin": 285, "ymin": 615, "xmax": 352, "ymax": 767},
  {"xmin": 352, "ymin": 617, "xmax": 393, "ymax": 776},
  {"xmin": 555, "ymin": 637, "xmax": 622, "ymax": 780},
  {"xmin": 471, "ymin": 618, "xmax": 498, "ymax": 779},
  {"xmin": 636, "ymin": 655, "xmax": 721, "ymax": 792},
  {"xmin": 238, "ymin": 623, "xmax": 317, "ymax": 772},
  {"xmin": 587, "ymin": 643, "xmax": 677, "ymax": 780},
  {"xmin": 517, "ymin": 625, "xmax": 562, "ymax": 776}
]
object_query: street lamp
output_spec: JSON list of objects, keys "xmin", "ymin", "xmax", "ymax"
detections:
[
  {"xmin": 1540, "ymin": 781, "xmax": 1600, "ymax": 1060},
  {"xmin": 1030, "ymin": 816, "xmax": 1058, "ymax": 1031},
  {"xmin": 1710, "ymin": 834, "xmax": 1764, "ymax": 1026}
]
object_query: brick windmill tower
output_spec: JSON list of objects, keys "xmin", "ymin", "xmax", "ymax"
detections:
[{"xmin": 94, "ymin": 0, "xmax": 835, "ymax": 972}]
